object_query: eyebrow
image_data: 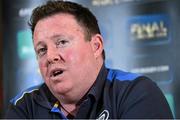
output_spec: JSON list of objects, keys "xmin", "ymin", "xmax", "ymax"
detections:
[
  {"xmin": 35, "ymin": 41, "xmax": 45, "ymax": 50},
  {"xmin": 35, "ymin": 35, "xmax": 60, "ymax": 45},
  {"xmin": 50, "ymin": 34, "xmax": 66, "ymax": 40}
]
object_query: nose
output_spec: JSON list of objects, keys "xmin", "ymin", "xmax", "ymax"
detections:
[{"xmin": 47, "ymin": 47, "xmax": 60, "ymax": 64}]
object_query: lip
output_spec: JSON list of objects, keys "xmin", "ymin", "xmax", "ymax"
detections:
[{"xmin": 48, "ymin": 67, "xmax": 66, "ymax": 78}]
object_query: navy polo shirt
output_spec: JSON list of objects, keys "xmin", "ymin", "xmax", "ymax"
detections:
[{"xmin": 5, "ymin": 64, "xmax": 173, "ymax": 119}]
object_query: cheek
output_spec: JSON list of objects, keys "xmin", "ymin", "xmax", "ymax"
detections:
[
  {"xmin": 64, "ymin": 50, "xmax": 78, "ymax": 64},
  {"xmin": 38, "ymin": 59, "xmax": 47, "ymax": 76},
  {"xmin": 64, "ymin": 48, "xmax": 88, "ymax": 65}
]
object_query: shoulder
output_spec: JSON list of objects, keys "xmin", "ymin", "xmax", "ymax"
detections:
[
  {"xmin": 107, "ymin": 68, "xmax": 142, "ymax": 82},
  {"xmin": 10, "ymin": 83, "xmax": 44, "ymax": 106},
  {"xmin": 105, "ymin": 68, "xmax": 166, "ymax": 105},
  {"xmin": 104, "ymin": 68, "xmax": 173, "ymax": 118},
  {"xmin": 105, "ymin": 68, "xmax": 158, "ymax": 95}
]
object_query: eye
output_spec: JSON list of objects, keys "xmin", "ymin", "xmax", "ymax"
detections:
[
  {"xmin": 56, "ymin": 39, "xmax": 69, "ymax": 47},
  {"xmin": 36, "ymin": 47, "xmax": 47, "ymax": 57}
]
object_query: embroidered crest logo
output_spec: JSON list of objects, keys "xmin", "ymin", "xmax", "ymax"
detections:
[{"xmin": 96, "ymin": 110, "xmax": 109, "ymax": 120}]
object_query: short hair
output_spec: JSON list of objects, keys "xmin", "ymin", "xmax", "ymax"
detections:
[{"xmin": 29, "ymin": 0, "xmax": 105, "ymax": 59}]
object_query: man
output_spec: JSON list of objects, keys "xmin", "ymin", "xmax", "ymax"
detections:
[{"xmin": 5, "ymin": 0, "xmax": 173, "ymax": 119}]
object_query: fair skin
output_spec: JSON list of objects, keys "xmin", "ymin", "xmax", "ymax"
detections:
[{"xmin": 33, "ymin": 13, "xmax": 104, "ymax": 115}]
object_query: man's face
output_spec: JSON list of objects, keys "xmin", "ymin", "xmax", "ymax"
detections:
[{"xmin": 33, "ymin": 13, "xmax": 103, "ymax": 98}]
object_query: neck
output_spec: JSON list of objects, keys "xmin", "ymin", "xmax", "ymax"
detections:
[{"xmin": 60, "ymin": 102, "xmax": 79, "ymax": 117}]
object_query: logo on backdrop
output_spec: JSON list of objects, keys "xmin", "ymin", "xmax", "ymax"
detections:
[{"xmin": 127, "ymin": 14, "xmax": 170, "ymax": 45}]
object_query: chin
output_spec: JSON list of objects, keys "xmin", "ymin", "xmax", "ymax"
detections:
[{"xmin": 52, "ymin": 84, "xmax": 72, "ymax": 95}]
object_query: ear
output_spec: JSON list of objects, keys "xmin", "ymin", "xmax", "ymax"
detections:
[{"xmin": 90, "ymin": 34, "xmax": 104, "ymax": 59}]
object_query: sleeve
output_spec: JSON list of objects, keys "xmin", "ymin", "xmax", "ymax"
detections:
[
  {"xmin": 5, "ymin": 103, "xmax": 28, "ymax": 119},
  {"xmin": 4, "ymin": 85, "xmax": 42, "ymax": 119},
  {"xmin": 118, "ymin": 76, "xmax": 173, "ymax": 119}
]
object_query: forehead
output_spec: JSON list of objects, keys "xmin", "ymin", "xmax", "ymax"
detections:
[
  {"xmin": 33, "ymin": 13, "xmax": 85, "ymax": 42},
  {"xmin": 35, "ymin": 13, "xmax": 83, "ymax": 32}
]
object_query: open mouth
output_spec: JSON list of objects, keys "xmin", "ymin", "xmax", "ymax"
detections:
[{"xmin": 50, "ymin": 69, "xmax": 64, "ymax": 77}]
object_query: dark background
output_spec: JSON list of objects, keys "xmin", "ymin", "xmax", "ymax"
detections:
[{"xmin": 0, "ymin": 0, "xmax": 3, "ymax": 117}]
